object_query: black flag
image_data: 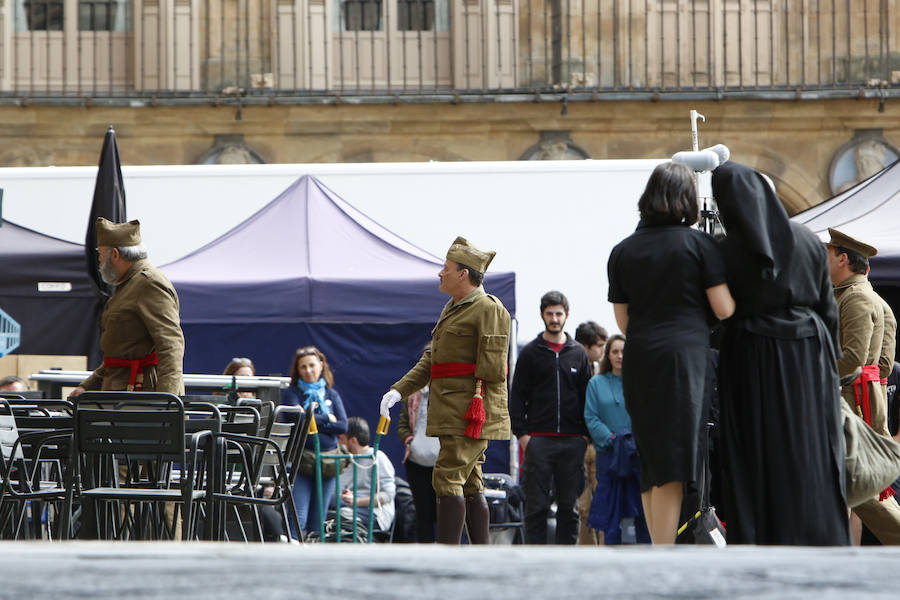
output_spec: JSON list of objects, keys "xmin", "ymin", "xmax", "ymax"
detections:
[{"xmin": 86, "ymin": 125, "xmax": 127, "ymax": 299}]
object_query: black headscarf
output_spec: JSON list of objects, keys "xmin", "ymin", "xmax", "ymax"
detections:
[{"xmin": 712, "ymin": 161, "xmax": 794, "ymax": 281}]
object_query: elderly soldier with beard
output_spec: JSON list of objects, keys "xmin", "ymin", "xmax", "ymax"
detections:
[
  {"xmin": 70, "ymin": 218, "xmax": 185, "ymax": 397},
  {"xmin": 510, "ymin": 290, "xmax": 591, "ymax": 544}
]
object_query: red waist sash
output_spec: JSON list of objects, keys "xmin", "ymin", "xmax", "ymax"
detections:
[
  {"xmin": 430, "ymin": 362, "xmax": 484, "ymax": 438},
  {"xmin": 430, "ymin": 362, "xmax": 477, "ymax": 378},
  {"xmin": 853, "ymin": 364, "xmax": 895, "ymax": 501},
  {"xmin": 103, "ymin": 352, "xmax": 159, "ymax": 392},
  {"xmin": 852, "ymin": 364, "xmax": 882, "ymax": 426}
]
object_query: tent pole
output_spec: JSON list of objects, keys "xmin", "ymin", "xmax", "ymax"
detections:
[{"xmin": 508, "ymin": 318, "xmax": 519, "ymax": 479}]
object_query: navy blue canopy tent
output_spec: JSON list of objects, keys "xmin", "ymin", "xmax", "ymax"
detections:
[
  {"xmin": 162, "ymin": 175, "xmax": 516, "ymax": 473},
  {"xmin": 792, "ymin": 159, "xmax": 900, "ymax": 355},
  {"xmin": 0, "ymin": 220, "xmax": 101, "ymax": 357}
]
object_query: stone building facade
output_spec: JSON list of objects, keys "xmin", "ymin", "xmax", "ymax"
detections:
[{"xmin": 0, "ymin": 0, "xmax": 898, "ymax": 212}]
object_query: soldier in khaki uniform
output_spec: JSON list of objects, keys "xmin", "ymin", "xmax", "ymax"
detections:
[
  {"xmin": 70, "ymin": 218, "xmax": 185, "ymax": 398},
  {"xmin": 380, "ymin": 237, "xmax": 511, "ymax": 544},
  {"xmin": 827, "ymin": 228, "xmax": 900, "ymax": 544}
]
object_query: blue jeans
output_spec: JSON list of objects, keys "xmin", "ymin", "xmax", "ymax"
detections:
[{"xmin": 291, "ymin": 474, "xmax": 336, "ymax": 538}]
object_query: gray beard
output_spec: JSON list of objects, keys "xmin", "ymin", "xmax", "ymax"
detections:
[{"xmin": 99, "ymin": 256, "xmax": 119, "ymax": 285}]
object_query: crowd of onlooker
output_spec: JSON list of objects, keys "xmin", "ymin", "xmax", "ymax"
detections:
[
  {"xmin": 208, "ymin": 321, "xmax": 632, "ymax": 544},
  {"xmin": 219, "ymin": 303, "xmax": 642, "ymax": 545},
  {"xmin": 9, "ymin": 158, "xmax": 884, "ymax": 547}
]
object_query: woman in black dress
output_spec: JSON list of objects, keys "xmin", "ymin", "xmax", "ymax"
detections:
[
  {"xmin": 712, "ymin": 161, "xmax": 849, "ymax": 545},
  {"xmin": 607, "ymin": 162, "xmax": 735, "ymax": 544}
]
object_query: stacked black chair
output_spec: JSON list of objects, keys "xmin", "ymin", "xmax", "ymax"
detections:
[
  {"xmin": 0, "ymin": 398, "xmax": 72, "ymax": 540},
  {"xmin": 63, "ymin": 392, "xmax": 210, "ymax": 540},
  {"xmin": 205, "ymin": 405, "xmax": 305, "ymax": 542}
]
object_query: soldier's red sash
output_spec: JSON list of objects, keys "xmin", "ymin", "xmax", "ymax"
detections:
[
  {"xmin": 853, "ymin": 364, "xmax": 882, "ymax": 426},
  {"xmin": 430, "ymin": 362, "xmax": 477, "ymax": 378},
  {"xmin": 853, "ymin": 364, "xmax": 896, "ymax": 501},
  {"xmin": 103, "ymin": 352, "xmax": 159, "ymax": 392},
  {"xmin": 430, "ymin": 362, "xmax": 485, "ymax": 438}
]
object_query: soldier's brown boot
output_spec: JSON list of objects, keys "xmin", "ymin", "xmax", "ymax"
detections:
[
  {"xmin": 436, "ymin": 495, "xmax": 466, "ymax": 544},
  {"xmin": 465, "ymin": 492, "xmax": 491, "ymax": 544}
]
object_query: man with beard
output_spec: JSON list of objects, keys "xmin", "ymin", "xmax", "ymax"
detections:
[
  {"xmin": 509, "ymin": 290, "xmax": 591, "ymax": 544},
  {"xmin": 70, "ymin": 218, "xmax": 185, "ymax": 397}
]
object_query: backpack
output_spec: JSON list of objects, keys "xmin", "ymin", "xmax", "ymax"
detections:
[
  {"xmin": 483, "ymin": 472, "xmax": 524, "ymax": 524},
  {"xmin": 391, "ymin": 477, "xmax": 418, "ymax": 542}
]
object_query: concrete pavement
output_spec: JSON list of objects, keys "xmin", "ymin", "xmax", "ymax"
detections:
[{"xmin": 3, "ymin": 542, "xmax": 897, "ymax": 599}]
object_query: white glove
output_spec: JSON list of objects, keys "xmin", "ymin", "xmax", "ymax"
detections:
[{"xmin": 380, "ymin": 389, "xmax": 401, "ymax": 419}]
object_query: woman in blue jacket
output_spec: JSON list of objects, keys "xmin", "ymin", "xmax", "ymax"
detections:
[
  {"xmin": 584, "ymin": 335, "xmax": 650, "ymax": 544},
  {"xmin": 281, "ymin": 345, "xmax": 348, "ymax": 538}
]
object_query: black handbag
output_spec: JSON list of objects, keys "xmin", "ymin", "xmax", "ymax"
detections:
[{"xmin": 677, "ymin": 423, "xmax": 727, "ymax": 547}]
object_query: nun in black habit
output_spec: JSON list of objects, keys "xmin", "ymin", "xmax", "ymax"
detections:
[{"xmin": 712, "ymin": 161, "xmax": 849, "ymax": 545}]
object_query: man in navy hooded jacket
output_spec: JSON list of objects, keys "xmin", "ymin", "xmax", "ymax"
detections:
[{"xmin": 510, "ymin": 290, "xmax": 591, "ymax": 544}]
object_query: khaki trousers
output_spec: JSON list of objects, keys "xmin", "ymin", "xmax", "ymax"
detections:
[
  {"xmin": 845, "ymin": 383, "xmax": 900, "ymax": 544},
  {"xmin": 433, "ymin": 435, "xmax": 489, "ymax": 497},
  {"xmin": 854, "ymin": 496, "xmax": 900, "ymax": 545}
]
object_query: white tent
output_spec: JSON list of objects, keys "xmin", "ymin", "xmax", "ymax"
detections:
[
  {"xmin": 792, "ymin": 159, "xmax": 900, "ymax": 286},
  {"xmin": 0, "ymin": 159, "xmax": 662, "ymax": 340}
]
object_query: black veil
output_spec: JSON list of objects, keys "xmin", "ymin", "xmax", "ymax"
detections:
[{"xmin": 712, "ymin": 161, "xmax": 794, "ymax": 282}]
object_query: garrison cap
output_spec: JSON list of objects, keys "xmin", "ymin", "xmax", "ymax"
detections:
[
  {"xmin": 446, "ymin": 236, "xmax": 496, "ymax": 273},
  {"xmin": 826, "ymin": 227, "xmax": 877, "ymax": 259},
  {"xmin": 96, "ymin": 218, "xmax": 142, "ymax": 247}
]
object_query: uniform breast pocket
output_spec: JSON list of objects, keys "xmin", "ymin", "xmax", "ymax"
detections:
[
  {"xmin": 444, "ymin": 325, "xmax": 474, "ymax": 346},
  {"xmin": 101, "ymin": 310, "xmax": 143, "ymax": 337},
  {"xmin": 439, "ymin": 325, "xmax": 475, "ymax": 363},
  {"xmin": 102, "ymin": 310, "xmax": 129, "ymax": 328},
  {"xmin": 445, "ymin": 325, "xmax": 473, "ymax": 338}
]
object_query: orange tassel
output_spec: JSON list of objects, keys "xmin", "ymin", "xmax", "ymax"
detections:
[{"xmin": 464, "ymin": 396, "xmax": 486, "ymax": 439}]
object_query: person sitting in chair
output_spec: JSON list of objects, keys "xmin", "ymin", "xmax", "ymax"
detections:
[
  {"xmin": 338, "ymin": 416, "xmax": 396, "ymax": 533},
  {"xmin": 0, "ymin": 376, "xmax": 29, "ymax": 392}
]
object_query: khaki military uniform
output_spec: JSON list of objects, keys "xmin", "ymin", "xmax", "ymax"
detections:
[
  {"xmin": 80, "ymin": 259, "xmax": 185, "ymax": 395},
  {"xmin": 835, "ymin": 274, "xmax": 888, "ymax": 435},
  {"xmin": 835, "ymin": 273, "xmax": 900, "ymax": 544},
  {"xmin": 392, "ymin": 286, "xmax": 510, "ymax": 496}
]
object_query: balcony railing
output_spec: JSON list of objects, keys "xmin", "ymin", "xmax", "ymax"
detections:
[{"xmin": 0, "ymin": 0, "xmax": 897, "ymax": 103}]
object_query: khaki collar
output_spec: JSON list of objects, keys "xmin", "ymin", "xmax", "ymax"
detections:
[
  {"xmin": 115, "ymin": 258, "xmax": 148, "ymax": 287},
  {"xmin": 834, "ymin": 273, "xmax": 868, "ymax": 291},
  {"xmin": 443, "ymin": 286, "xmax": 485, "ymax": 312}
]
